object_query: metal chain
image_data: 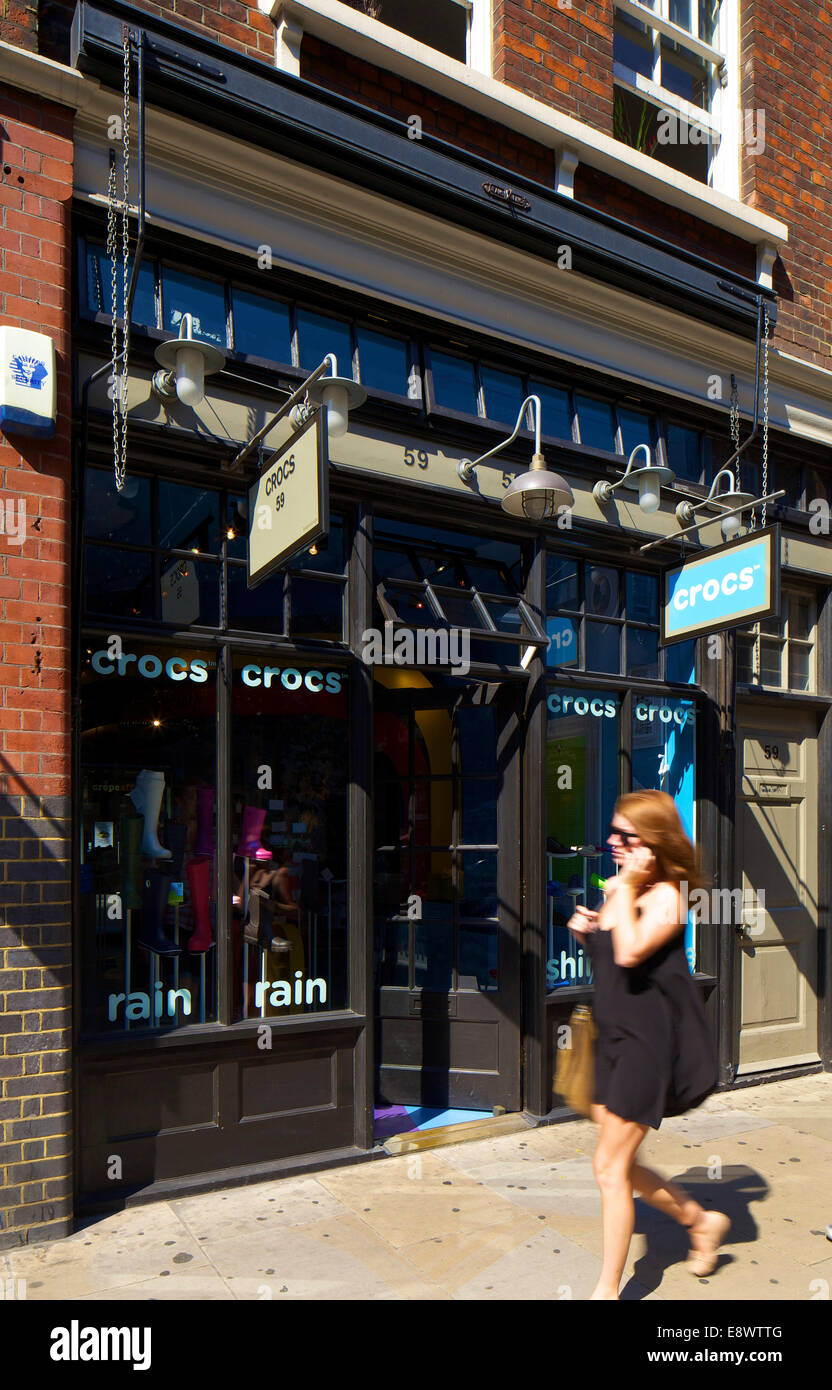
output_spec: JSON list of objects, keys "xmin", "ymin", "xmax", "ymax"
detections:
[
  {"xmin": 114, "ymin": 29, "xmax": 131, "ymax": 493},
  {"xmin": 761, "ymin": 307, "xmax": 769, "ymax": 531},
  {"xmin": 107, "ymin": 153, "xmax": 119, "ymax": 492},
  {"xmin": 729, "ymin": 374, "xmax": 740, "ymax": 493}
]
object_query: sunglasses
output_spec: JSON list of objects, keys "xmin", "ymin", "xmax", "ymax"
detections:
[{"xmin": 607, "ymin": 823, "xmax": 640, "ymax": 844}]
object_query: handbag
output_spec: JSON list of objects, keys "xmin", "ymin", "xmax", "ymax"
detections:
[{"xmin": 553, "ymin": 1003, "xmax": 598, "ymax": 1116}]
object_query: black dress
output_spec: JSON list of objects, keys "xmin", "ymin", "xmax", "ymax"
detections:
[{"xmin": 589, "ymin": 924, "xmax": 718, "ymax": 1129}]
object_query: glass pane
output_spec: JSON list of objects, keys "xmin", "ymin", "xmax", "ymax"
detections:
[
  {"xmin": 669, "ymin": 0, "xmax": 692, "ymax": 31},
  {"xmin": 160, "ymin": 556, "xmax": 219, "ymax": 628},
  {"xmin": 576, "ymin": 395, "xmax": 616, "ymax": 451},
  {"xmin": 586, "ymin": 565, "xmax": 620, "ymax": 618},
  {"xmin": 413, "ymin": 922, "xmax": 453, "ymax": 992},
  {"xmin": 736, "ymin": 635, "xmax": 754, "ymax": 684},
  {"xmin": 430, "ymin": 352, "xmax": 478, "ymax": 415},
  {"xmin": 775, "ymin": 462, "xmax": 803, "ymax": 508},
  {"xmin": 415, "ymin": 850, "xmax": 453, "ymax": 916},
  {"xmin": 289, "ymin": 515, "xmax": 346, "ymax": 575},
  {"xmin": 80, "ymin": 643, "xmax": 218, "ymax": 1035},
  {"xmin": 586, "ymin": 621, "xmax": 621, "ymax": 673},
  {"xmin": 661, "ymin": 41, "xmax": 709, "ymax": 107},
  {"xmin": 382, "ymin": 585, "xmax": 443, "ymax": 628},
  {"xmin": 545, "ymin": 616, "xmax": 579, "ymax": 668},
  {"xmin": 461, "ymin": 780, "xmax": 497, "ymax": 845},
  {"xmin": 546, "ymin": 555, "xmax": 579, "ymax": 611},
  {"xmin": 227, "ymin": 563, "xmax": 286, "ymax": 635},
  {"xmin": 626, "ymin": 626, "xmax": 659, "ymax": 678},
  {"xmin": 232, "ymin": 657, "xmax": 349, "ymax": 1018},
  {"xmin": 289, "ymin": 578, "xmax": 343, "ymax": 639},
  {"xmin": 224, "ymin": 496, "xmax": 248, "ymax": 560},
  {"xmin": 462, "ymin": 563, "xmax": 515, "ymax": 596},
  {"xmin": 486, "ymin": 600, "xmax": 530, "ymax": 634},
  {"xmin": 481, "ymin": 366, "xmax": 525, "ymax": 428},
  {"xmin": 374, "ymin": 548, "xmax": 421, "ymax": 583},
  {"xmin": 788, "ymin": 643, "xmax": 810, "ymax": 691},
  {"xmin": 297, "ymin": 309, "xmax": 353, "ymax": 376},
  {"xmin": 86, "ymin": 245, "xmax": 156, "ymax": 326},
  {"xmin": 377, "ymin": 0, "xmax": 467, "ymax": 62},
  {"xmin": 162, "ymin": 267, "xmax": 226, "ymax": 347},
  {"xmin": 666, "ymin": 425, "xmax": 702, "ymax": 483},
  {"xmin": 699, "ymin": 0, "xmax": 719, "ymax": 45},
  {"xmin": 459, "ymin": 707, "xmax": 497, "ymax": 777},
  {"xmin": 85, "ymin": 545, "xmax": 153, "ymax": 620},
  {"xmin": 613, "ymin": 17, "xmax": 653, "ymax": 78},
  {"xmin": 356, "ymin": 327, "xmax": 410, "ymax": 395},
  {"xmin": 432, "ymin": 588, "xmax": 488, "ymax": 629},
  {"xmin": 531, "ymin": 383, "xmax": 573, "ymax": 441},
  {"xmin": 158, "ymin": 482, "xmax": 220, "ymax": 553},
  {"xmin": 84, "ymin": 469, "xmax": 151, "ymax": 545},
  {"xmin": 759, "ymin": 638, "xmax": 782, "ymax": 686},
  {"xmin": 789, "ymin": 595, "xmax": 811, "ymax": 641},
  {"xmin": 412, "ymin": 780, "xmax": 452, "ymax": 849},
  {"xmin": 665, "ymin": 638, "xmax": 696, "ymax": 684},
  {"xmin": 626, "ymin": 571, "xmax": 658, "ymax": 624},
  {"xmin": 379, "ymin": 917, "xmax": 409, "ymax": 987},
  {"xmin": 460, "ymin": 852, "xmax": 498, "ymax": 918},
  {"xmin": 231, "ymin": 289, "xmax": 292, "ymax": 363},
  {"xmin": 618, "ymin": 408, "xmax": 653, "ymax": 457},
  {"xmin": 458, "ymin": 925, "xmax": 498, "ymax": 991}
]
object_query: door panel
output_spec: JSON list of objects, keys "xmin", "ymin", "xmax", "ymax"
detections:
[
  {"xmin": 736, "ymin": 708, "xmax": 819, "ymax": 1073},
  {"xmin": 373, "ymin": 673, "xmax": 522, "ymax": 1110}
]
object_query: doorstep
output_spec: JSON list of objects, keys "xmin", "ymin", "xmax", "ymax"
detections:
[{"xmin": 382, "ymin": 1111, "xmax": 532, "ymax": 1155}]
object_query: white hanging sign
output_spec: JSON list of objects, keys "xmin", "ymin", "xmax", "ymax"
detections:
[{"xmin": 0, "ymin": 327, "xmax": 56, "ymax": 438}]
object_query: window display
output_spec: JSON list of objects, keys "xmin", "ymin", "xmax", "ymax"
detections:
[
  {"xmin": 80, "ymin": 642, "xmax": 218, "ymax": 1034},
  {"xmin": 232, "ymin": 657, "xmax": 350, "ymax": 1019}
]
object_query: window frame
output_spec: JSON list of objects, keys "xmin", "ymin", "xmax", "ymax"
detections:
[{"xmin": 736, "ymin": 584, "xmax": 817, "ymax": 694}]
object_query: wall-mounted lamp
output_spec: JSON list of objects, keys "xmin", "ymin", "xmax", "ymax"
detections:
[
  {"xmin": 592, "ymin": 443, "xmax": 674, "ymax": 516},
  {"xmin": 458, "ymin": 395, "xmax": 574, "ymax": 521},
  {"xmin": 674, "ymin": 467, "xmax": 757, "ymax": 542},
  {"xmin": 153, "ymin": 314, "xmax": 226, "ymax": 408},
  {"xmin": 290, "ymin": 354, "xmax": 366, "ymax": 440}
]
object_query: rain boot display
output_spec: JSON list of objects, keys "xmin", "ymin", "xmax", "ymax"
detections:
[
  {"xmin": 195, "ymin": 786, "xmax": 215, "ymax": 857},
  {"xmin": 165, "ymin": 822, "xmax": 188, "ymax": 878},
  {"xmin": 129, "ymin": 769, "xmax": 171, "ymax": 859},
  {"xmin": 243, "ymin": 882, "xmax": 291, "ymax": 956},
  {"xmin": 137, "ymin": 870, "xmax": 181, "ymax": 955},
  {"xmin": 236, "ymin": 805, "xmax": 272, "ymax": 861},
  {"xmin": 185, "ymin": 857, "xmax": 214, "ymax": 953},
  {"xmin": 119, "ymin": 813, "xmax": 144, "ymax": 910}
]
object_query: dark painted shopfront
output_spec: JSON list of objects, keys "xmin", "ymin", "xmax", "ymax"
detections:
[{"xmin": 69, "ymin": 2, "xmax": 832, "ymax": 1213}]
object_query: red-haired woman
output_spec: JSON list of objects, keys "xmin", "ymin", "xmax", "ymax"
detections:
[{"xmin": 567, "ymin": 790, "xmax": 729, "ymax": 1300}]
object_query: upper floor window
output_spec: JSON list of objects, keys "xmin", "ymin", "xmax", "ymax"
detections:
[
  {"xmin": 613, "ymin": 1, "xmax": 737, "ymax": 192},
  {"xmin": 736, "ymin": 589, "xmax": 816, "ymax": 692},
  {"xmin": 341, "ymin": 0, "xmax": 486, "ymax": 67}
]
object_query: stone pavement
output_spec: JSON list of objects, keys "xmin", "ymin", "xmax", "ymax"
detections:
[{"xmin": 3, "ymin": 1072, "xmax": 831, "ymax": 1301}]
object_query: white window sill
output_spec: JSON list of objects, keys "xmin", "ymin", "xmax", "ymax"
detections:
[{"xmin": 262, "ymin": 0, "xmax": 787, "ymax": 251}]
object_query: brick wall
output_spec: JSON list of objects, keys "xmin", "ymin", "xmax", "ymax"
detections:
[
  {"xmin": 494, "ymin": 0, "xmax": 614, "ymax": 132},
  {"xmin": 0, "ymin": 0, "xmax": 37, "ymax": 51},
  {"xmin": 0, "ymin": 84, "xmax": 73, "ymax": 1248},
  {"xmin": 741, "ymin": 0, "xmax": 832, "ymax": 368},
  {"xmin": 38, "ymin": 0, "xmax": 275, "ymax": 64}
]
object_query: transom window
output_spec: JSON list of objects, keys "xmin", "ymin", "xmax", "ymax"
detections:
[{"xmin": 736, "ymin": 589, "xmax": 816, "ymax": 692}]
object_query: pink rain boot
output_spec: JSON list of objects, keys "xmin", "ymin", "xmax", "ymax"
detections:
[
  {"xmin": 185, "ymin": 857, "xmax": 214, "ymax": 953},
  {"xmin": 195, "ymin": 787, "xmax": 215, "ymax": 857},
  {"xmin": 236, "ymin": 806, "xmax": 272, "ymax": 862}
]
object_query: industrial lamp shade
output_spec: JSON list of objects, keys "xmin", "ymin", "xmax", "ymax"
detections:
[
  {"xmin": 154, "ymin": 315, "xmax": 225, "ymax": 408},
  {"xmin": 501, "ymin": 453, "xmax": 574, "ymax": 520},
  {"xmin": 305, "ymin": 375, "xmax": 367, "ymax": 439}
]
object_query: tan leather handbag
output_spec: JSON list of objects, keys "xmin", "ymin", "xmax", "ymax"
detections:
[{"xmin": 553, "ymin": 1004, "xmax": 598, "ymax": 1116}]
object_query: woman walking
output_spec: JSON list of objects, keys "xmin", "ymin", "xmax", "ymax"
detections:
[{"xmin": 567, "ymin": 790, "xmax": 729, "ymax": 1301}]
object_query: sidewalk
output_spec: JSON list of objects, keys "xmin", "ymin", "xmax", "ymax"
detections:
[{"xmin": 4, "ymin": 1072, "xmax": 832, "ymax": 1301}]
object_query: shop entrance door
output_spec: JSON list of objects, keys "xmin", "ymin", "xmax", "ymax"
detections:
[
  {"xmin": 736, "ymin": 706, "xmax": 820, "ymax": 1073},
  {"xmin": 373, "ymin": 672, "xmax": 522, "ymax": 1111}
]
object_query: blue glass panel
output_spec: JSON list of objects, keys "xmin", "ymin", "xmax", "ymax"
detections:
[
  {"xmin": 576, "ymin": 395, "xmax": 616, "ymax": 451},
  {"xmin": 85, "ymin": 545, "xmax": 153, "ymax": 620},
  {"xmin": 297, "ymin": 309, "xmax": 353, "ymax": 376},
  {"xmin": 227, "ymin": 563, "xmax": 285, "ymax": 634},
  {"xmin": 86, "ymin": 246, "xmax": 156, "ymax": 326},
  {"xmin": 481, "ymin": 366, "xmax": 525, "ymax": 428},
  {"xmin": 626, "ymin": 571, "xmax": 658, "ymax": 624},
  {"xmin": 160, "ymin": 555, "xmax": 219, "ymax": 628},
  {"xmin": 530, "ymin": 383, "xmax": 573, "ymax": 441},
  {"xmin": 289, "ymin": 578, "xmax": 343, "ymax": 639},
  {"xmin": 586, "ymin": 621, "xmax": 620, "ymax": 673},
  {"xmin": 460, "ymin": 852, "xmax": 498, "ymax": 918},
  {"xmin": 546, "ymin": 555, "xmax": 579, "ymax": 611},
  {"xmin": 158, "ymin": 482, "xmax": 219, "ymax": 553},
  {"xmin": 665, "ymin": 637, "xmax": 696, "ymax": 684},
  {"xmin": 84, "ymin": 469, "xmax": 151, "ymax": 545},
  {"xmin": 356, "ymin": 327, "xmax": 410, "ymax": 395},
  {"xmin": 232, "ymin": 289, "xmax": 292, "ymax": 363},
  {"xmin": 162, "ymin": 267, "xmax": 227, "ymax": 347},
  {"xmin": 618, "ymin": 408, "xmax": 653, "ymax": 457},
  {"xmin": 546, "ymin": 616, "xmax": 579, "ymax": 667},
  {"xmin": 430, "ymin": 352, "xmax": 478, "ymax": 415},
  {"xmin": 461, "ymin": 781, "xmax": 497, "ymax": 844},
  {"xmin": 459, "ymin": 707, "xmax": 497, "ymax": 776},
  {"xmin": 458, "ymin": 925, "xmax": 498, "ymax": 991},
  {"xmin": 666, "ymin": 424, "xmax": 702, "ymax": 482},
  {"xmin": 626, "ymin": 626, "xmax": 659, "ymax": 678}
]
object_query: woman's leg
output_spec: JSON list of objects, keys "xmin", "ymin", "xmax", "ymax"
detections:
[
  {"xmin": 632, "ymin": 1163, "xmax": 731, "ymax": 1272},
  {"xmin": 591, "ymin": 1108, "xmax": 648, "ymax": 1300}
]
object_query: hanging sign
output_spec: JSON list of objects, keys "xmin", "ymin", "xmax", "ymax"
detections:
[
  {"xmin": 661, "ymin": 526, "xmax": 780, "ymax": 645},
  {"xmin": 0, "ymin": 327, "xmax": 56, "ymax": 438},
  {"xmin": 247, "ymin": 413, "xmax": 329, "ymax": 589}
]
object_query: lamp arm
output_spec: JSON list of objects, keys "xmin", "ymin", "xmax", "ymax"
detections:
[
  {"xmin": 639, "ymin": 488, "xmax": 786, "ymax": 553},
  {"xmin": 229, "ymin": 355, "xmax": 338, "ymax": 471},
  {"xmin": 458, "ymin": 396, "xmax": 541, "ymax": 481}
]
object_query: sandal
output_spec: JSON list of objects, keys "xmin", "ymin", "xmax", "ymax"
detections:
[{"xmin": 687, "ymin": 1210, "xmax": 731, "ymax": 1277}]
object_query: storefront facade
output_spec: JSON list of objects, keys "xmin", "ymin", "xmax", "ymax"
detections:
[{"xmin": 4, "ymin": 0, "xmax": 832, "ymax": 1239}]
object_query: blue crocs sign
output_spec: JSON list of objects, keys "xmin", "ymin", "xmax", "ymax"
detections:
[{"xmin": 662, "ymin": 527, "xmax": 780, "ymax": 644}]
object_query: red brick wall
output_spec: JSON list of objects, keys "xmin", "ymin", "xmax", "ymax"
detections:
[
  {"xmin": 38, "ymin": 0, "xmax": 275, "ymax": 64},
  {"xmin": 0, "ymin": 84, "xmax": 73, "ymax": 1248},
  {"xmin": 0, "ymin": 0, "xmax": 37, "ymax": 51},
  {"xmin": 494, "ymin": 0, "xmax": 614, "ymax": 132},
  {"xmin": 740, "ymin": 0, "xmax": 832, "ymax": 367}
]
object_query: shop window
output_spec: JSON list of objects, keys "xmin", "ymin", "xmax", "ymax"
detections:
[
  {"xmin": 546, "ymin": 688, "xmax": 620, "ymax": 991},
  {"xmin": 665, "ymin": 423, "xmax": 703, "ymax": 483},
  {"xmin": 429, "ymin": 351, "xmax": 479, "ymax": 416},
  {"xmin": 576, "ymin": 395, "xmax": 617, "ymax": 453},
  {"xmin": 356, "ymin": 326, "xmax": 412, "ymax": 397},
  {"xmin": 84, "ymin": 469, "xmax": 151, "ymax": 546},
  {"xmin": 631, "ymin": 692, "xmax": 698, "ymax": 969},
  {"xmin": 736, "ymin": 588, "xmax": 815, "ymax": 692},
  {"xmin": 161, "ymin": 266, "xmax": 227, "ymax": 348},
  {"xmin": 85, "ymin": 545, "xmax": 155, "ymax": 623},
  {"xmin": 160, "ymin": 555, "xmax": 221, "ymax": 629},
  {"xmin": 231, "ymin": 288, "xmax": 293, "ymax": 364},
  {"xmin": 158, "ymin": 481, "xmax": 220, "ymax": 554},
  {"xmin": 232, "ymin": 656, "xmax": 350, "ymax": 1019},
  {"xmin": 80, "ymin": 642, "xmax": 219, "ymax": 1036},
  {"xmin": 530, "ymin": 382, "xmax": 574, "ymax": 442},
  {"xmin": 481, "ymin": 366, "xmax": 525, "ymax": 428},
  {"xmin": 297, "ymin": 308, "xmax": 353, "ymax": 376},
  {"xmin": 86, "ymin": 244, "xmax": 157, "ymax": 327}
]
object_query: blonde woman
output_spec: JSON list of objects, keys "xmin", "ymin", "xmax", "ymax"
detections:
[{"xmin": 567, "ymin": 790, "xmax": 729, "ymax": 1300}]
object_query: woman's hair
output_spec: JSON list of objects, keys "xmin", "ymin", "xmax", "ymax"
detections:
[{"xmin": 614, "ymin": 790, "xmax": 705, "ymax": 892}]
